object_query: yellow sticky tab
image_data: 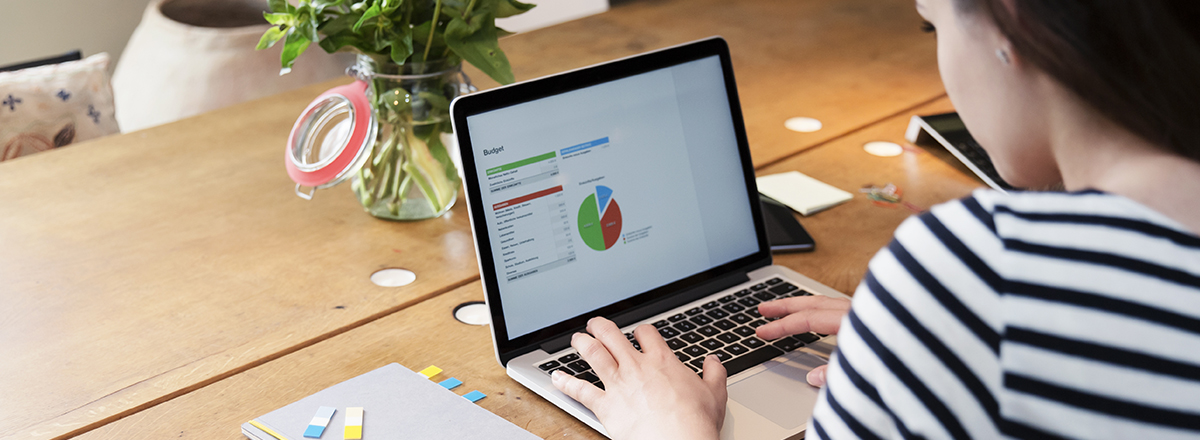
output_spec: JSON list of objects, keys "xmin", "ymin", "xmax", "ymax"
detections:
[
  {"xmin": 418, "ymin": 365, "xmax": 442, "ymax": 379},
  {"xmin": 343, "ymin": 425, "xmax": 362, "ymax": 440}
]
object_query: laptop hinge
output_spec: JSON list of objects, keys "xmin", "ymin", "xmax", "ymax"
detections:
[{"xmin": 539, "ymin": 270, "xmax": 752, "ymax": 354}]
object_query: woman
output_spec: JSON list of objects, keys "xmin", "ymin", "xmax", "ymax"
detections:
[{"xmin": 551, "ymin": 0, "xmax": 1200, "ymax": 438}]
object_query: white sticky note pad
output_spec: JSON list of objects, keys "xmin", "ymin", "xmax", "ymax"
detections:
[{"xmin": 757, "ymin": 171, "xmax": 853, "ymax": 216}]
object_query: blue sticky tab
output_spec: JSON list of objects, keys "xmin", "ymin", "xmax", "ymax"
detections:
[
  {"xmin": 315, "ymin": 406, "xmax": 336, "ymax": 418},
  {"xmin": 439, "ymin": 377, "xmax": 463, "ymax": 390},
  {"xmin": 304, "ymin": 424, "xmax": 325, "ymax": 438},
  {"xmin": 463, "ymin": 390, "xmax": 486, "ymax": 402}
]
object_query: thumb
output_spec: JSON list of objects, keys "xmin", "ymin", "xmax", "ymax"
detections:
[
  {"xmin": 807, "ymin": 365, "xmax": 828, "ymax": 387},
  {"xmin": 702, "ymin": 355, "xmax": 728, "ymax": 394}
]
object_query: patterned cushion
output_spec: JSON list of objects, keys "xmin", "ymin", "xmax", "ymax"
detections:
[{"xmin": 0, "ymin": 53, "xmax": 120, "ymax": 162}]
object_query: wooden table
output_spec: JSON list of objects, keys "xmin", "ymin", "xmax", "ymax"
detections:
[{"xmin": 1, "ymin": 0, "xmax": 964, "ymax": 438}]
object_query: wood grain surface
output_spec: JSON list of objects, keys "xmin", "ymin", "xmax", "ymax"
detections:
[
  {"xmin": 0, "ymin": 78, "xmax": 482, "ymax": 440},
  {"xmin": 70, "ymin": 97, "xmax": 980, "ymax": 440},
  {"xmin": 74, "ymin": 281, "xmax": 606, "ymax": 440},
  {"xmin": 0, "ymin": 0, "xmax": 949, "ymax": 438},
  {"xmin": 769, "ymin": 97, "xmax": 982, "ymax": 294},
  {"xmin": 471, "ymin": 0, "xmax": 946, "ymax": 166}
]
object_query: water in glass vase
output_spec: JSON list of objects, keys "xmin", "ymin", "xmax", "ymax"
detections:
[{"xmin": 349, "ymin": 54, "xmax": 472, "ymax": 221}]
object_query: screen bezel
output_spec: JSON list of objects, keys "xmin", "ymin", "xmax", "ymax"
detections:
[{"xmin": 450, "ymin": 37, "xmax": 772, "ymax": 365}]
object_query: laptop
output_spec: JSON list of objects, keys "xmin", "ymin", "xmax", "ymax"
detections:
[{"xmin": 450, "ymin": 37, "xmax": 850, "ymax": 439}]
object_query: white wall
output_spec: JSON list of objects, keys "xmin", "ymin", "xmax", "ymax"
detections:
[{"xmin": 0, "ymin": 0, "xmax": 154, "ymax": 70}]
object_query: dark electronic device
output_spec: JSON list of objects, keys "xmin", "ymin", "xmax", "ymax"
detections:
[
  {"xmin": 761, "ymin": 195, "xmax": 815, "ymax": 252},
  {"xmin": 905, "ymin": 112, "xmax": 1014, "ymax": 192}
]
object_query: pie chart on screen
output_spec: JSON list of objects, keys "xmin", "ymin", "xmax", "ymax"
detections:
[{"xmin": 578, "ymin": 185, "xmax": 622, "ymax": 251}]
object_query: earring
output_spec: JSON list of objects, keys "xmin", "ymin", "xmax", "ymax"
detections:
[{"xmin": 995, "ymin": 48, "xmax": 1011, "ymax": 65}]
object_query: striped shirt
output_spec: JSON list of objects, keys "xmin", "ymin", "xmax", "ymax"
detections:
[{"xmin": 809, "ymin": 189, "xmax": 1200, "ymax": 439}]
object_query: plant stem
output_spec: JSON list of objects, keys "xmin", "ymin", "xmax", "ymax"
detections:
[{"xmin": 422, "ymin": 0, "xmax": 443, "ymax": 64}]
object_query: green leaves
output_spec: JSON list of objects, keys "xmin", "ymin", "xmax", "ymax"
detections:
[
  {"xmin": 256, "ymin": 26, "xmax": 287, "ymax": 50},
  {"xmin": 444, "ymin": 10, "xmax": 514, "ymax": 84},
  {"xmin": 255, "ymin": 0, "xmax": 530, "ymax": 82}
]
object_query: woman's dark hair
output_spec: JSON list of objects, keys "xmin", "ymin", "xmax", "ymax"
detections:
[{"xmin": 959, "ymin": 0, "xmax": 1200, "ymax": 162}]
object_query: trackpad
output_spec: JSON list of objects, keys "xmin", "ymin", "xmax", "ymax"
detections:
[{"xmin": 728, "ymin": 352, "xmax": 825, "ymax": 429}]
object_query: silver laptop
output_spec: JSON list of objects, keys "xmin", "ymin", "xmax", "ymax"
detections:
[{"xmin": 450, "ymin": 37, "xmax": 849, "ymax": 439}]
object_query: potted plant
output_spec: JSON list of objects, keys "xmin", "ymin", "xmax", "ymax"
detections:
[{"xmin": 257, "ymin": 0, "xmax": 532, "ymax": 220}]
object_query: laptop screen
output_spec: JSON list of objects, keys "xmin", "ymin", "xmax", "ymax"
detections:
[{"xmin": 464, "ymin": 55, "xmax": 760, "ymax": 339}]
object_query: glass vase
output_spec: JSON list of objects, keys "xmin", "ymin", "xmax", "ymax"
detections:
[{"xmin": 348, "ymin": 55, "xmax": 473, "ymax": 220}]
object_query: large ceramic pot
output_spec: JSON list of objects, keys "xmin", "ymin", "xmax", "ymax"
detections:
[{"xmin": 112, "ymin": 0, "xmax": 353, "ymax": 132}]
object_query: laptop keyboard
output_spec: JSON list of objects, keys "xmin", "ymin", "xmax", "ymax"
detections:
[{"xmin": 535, "ymin": 278, "xmax": 828, "ymax": 390}]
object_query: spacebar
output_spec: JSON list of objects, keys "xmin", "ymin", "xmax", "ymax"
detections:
[{"xmin": 721, "ymin": 345, "xmax": 785, "ymax": 377}]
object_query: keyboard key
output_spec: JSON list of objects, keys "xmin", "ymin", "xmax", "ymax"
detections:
[
  {"xmin": 668, "ymin": 313, "xmax": 687, "ymax": 322},
  {"xmin": 632, "ymin": 341, "xmax": 641, "ymax": 351},
  {"xmin": 766, "ymin": 278, "xmax": 784, "ymax": 285},
  {"xmin": 702, "ymin": 301, "xmax": 720, "ymax": 309},
  {"xmin": 690, "ymin": 315, "xmax": 714, "ymax": 326},
  {"xmin": 772, "ymin": 336, "xmax": 806, "ymax": 352},
  {"xmin": 558, "ymin": 353, "xmax": 580, "ymax": 363},
  {"xmin": 729, "ymin": 313, "xmax": 752, "ymax": 324},
  {"xmin": 689, "ymin": 358, "xmax": 706, "ymax": 370},
  {"xmin": 725, "ymin": 342, "xmax": 749, "ymax": 356},
  {"xmin": 796, "ymin": 332, "xmax": 822, "ymax": 343},
  {"xmin": 713, "ymin": 319, "xmax": 736, "ymax": 331},
  {"xmin": 653, "ymin": 320, "xmax": 670, "ymax": 328},
  {"xmin": 680, "ymin": 332, "xmax": 704, "ymax": 344},
  {"xmin": 683, "ymin": 345, "xmax": 708, "ymax": 357},
  {"xmin": 768, "ymin": 283, "xmax": 799, "ymax": 295},
  {"xmin": 686, "ymin": 307, "xmax": 703, "ymax": 316},
  {"xmin": 675, "ymin": 352, "xmax": 690, "ymax": 362},
  {"xmin": 659, "ymin": 327, "xmax": 681, "ymax": 339},
  {"xmin": 733, "ymin": 326, "xmax": 756, "ymax": 337},
  {"xmin": 576, "ymin": 371, "xmax": 600, "ymax": 383},
  {"xmin": 751, "ymin": 283, "xmax": 768, "ymax": 291},
  {"xmin": 673, "ymin": 321, "xmax": 697, "ymax": 332},
  {"xmin": 711, "ymin": 349, "xmax": 731, "ymax": 361},
  {"xmin": 752, "ymin": 291, "xmax": 777, "ymax": 302},
  {"xmin": 666, "ymin": 338, "xmax": 687, "ymax": 350},
  {"xmin": 716, "ymin": 333, "xmax": 740, "ymax": 344},
  {"xmin": 593, "ymin": 380, "xmax": 606, "ymax": 390},
  {"xmin": 549, "ymin": 366, "xmax": 573, "ymax": 376},
  {"xmin": 721, "ymin": 345, "xmax": 785, "ymax": 377},
  {"xmin": 718, "ymin": 295, "xmax": 736, "ymax": 303},
  {"xmin": 746, "ymin": 308, "xmax": 762, "ymax": 318},
  {"xmin": 737, "ymin": 297, "xmax": 760, "ymax": 307},
  {"xmin": 568, "ymin": 360, "xmax": 591, "ymax": 372},
  {"xmin": 734, "ymin": 289, "xmax": 753, "ymax": 297},
  {"xmin": 798, "ymin": 289, "xmax": 814, "ymax": 297},
  {"xmin": 741, "ymin": 337, "xmax": 766, "ymax": 348},
  {"xmin": 696, "ymin": 325, "xmax": 720, "ymax": 337},
  {"xmin": 538, "ymin": 360, "xmax": 561, "ymax": 371},
  {"xmin": 705, "ymin": 309, "xmax": 729, "ymax": 319},
  {"xmin": 700, "ymin": 339, "xmax": 725, "ymax": 350},
  {"xmin": 749, "ymin": 319, "xmax": 769, "ymax": 328},
  {"xmin": 722, "ymin": 303, "xmax": 745, "ymax": 313}
]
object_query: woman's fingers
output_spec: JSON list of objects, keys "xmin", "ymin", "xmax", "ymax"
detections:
[
  {"xmin": 552, "ymin": 370, "xmax": 606, "ymax": 409},
  {"xmin": 755, "ymin": 306, "xmax": 847, "ymax": 340},
  {"xmin": 757, "ymin": 295, "xmax": 850, "ymax": 319},
  {"xmin": 572, "ymin": 331, "xmax": 620, "ymax": 379},
  {"xmin": 701, "ymin": 355, "xmax": 728, "ymax": 391},
  {"xmin": 807, "ymin": 365, "xmax": 828, "ymax": 387},
  {"xmin": 632, "ymin": 323, "xmax": 671, "ymax": 357},
  {"xmin": 586, "ymin": 317, "xmax": 638, "ymax": 365}
]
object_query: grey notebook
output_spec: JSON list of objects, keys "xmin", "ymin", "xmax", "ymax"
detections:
[{"xmin": 241, "ymin": 363, "xmax": 540, "ymax": 440}]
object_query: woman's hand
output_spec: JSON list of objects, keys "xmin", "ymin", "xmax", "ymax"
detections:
[
  {"xmin": 755, "ymin": 295, "xmax": 851, "ymax": 386},
  {"xmin": 551, "ymin": 317, "xmax": 728, "ymax": 440}
]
